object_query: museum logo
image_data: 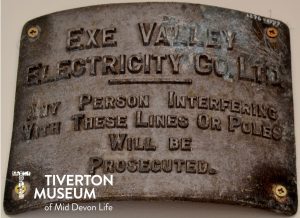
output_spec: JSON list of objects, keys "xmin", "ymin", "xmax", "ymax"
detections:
[{"xmin": 12, "ymin": 171, "xmax": 31, "ymax": 199}]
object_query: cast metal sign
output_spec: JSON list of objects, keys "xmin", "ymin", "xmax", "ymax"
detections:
[{"xmin": 4, "ymin": 3, "xmax": 297, "ymax": 215}]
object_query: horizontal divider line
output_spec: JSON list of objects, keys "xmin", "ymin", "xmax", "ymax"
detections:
[{"xmin": 108, "ymin": 79, "xmax": 192, "ymax": 85}]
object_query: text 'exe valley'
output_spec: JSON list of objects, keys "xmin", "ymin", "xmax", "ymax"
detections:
[{"xmin": 25, "ymin": 23, "xmax": 282, "ymax": 87}]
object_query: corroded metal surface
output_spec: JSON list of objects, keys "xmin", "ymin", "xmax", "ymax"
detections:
[{"xmin": 4, "ymin": 2, "xmax": 297, "ymax": 215}]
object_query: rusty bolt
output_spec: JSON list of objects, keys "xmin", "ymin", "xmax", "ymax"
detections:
[
  {"xmin": 274, "ymin": 184, "xmax": 287, "ymax": 198},
  {"xmin": 266, "ymin": 27, "xmax": 278, "ymax": 38},
  {"xmin": 27, "ymin": 26, "xmax": 39, "ymax": 38}
]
